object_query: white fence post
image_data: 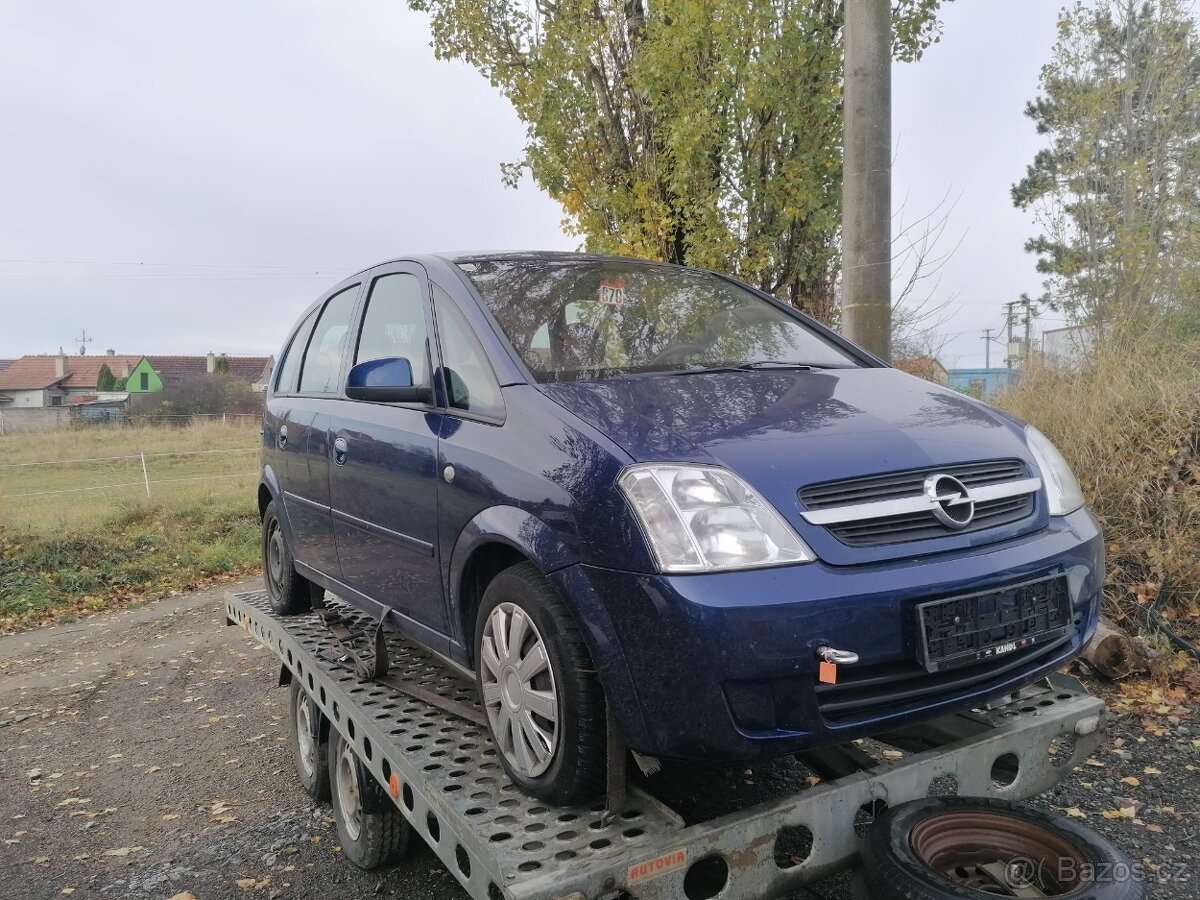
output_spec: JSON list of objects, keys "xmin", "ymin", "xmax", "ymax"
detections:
[{"xmin": 140, "ymin": 452, "xmax": 151, "ymax": 496}]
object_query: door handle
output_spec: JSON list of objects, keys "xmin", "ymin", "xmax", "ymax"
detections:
[
  {"xmin": 333, "ymin": 436, "xmax": 349, "ymax": 466},
  {"xmin": 277, "ymin": 425, "xmax": 288, "ymax": 450}
]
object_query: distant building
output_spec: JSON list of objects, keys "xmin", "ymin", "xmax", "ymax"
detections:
[
  {"xmin": 893, "ymin": 356, "xmax": 948, "ymax": 385},
  {"xmin": 1042, "ymin": 325, "xmax": 1097, "ymax": 370},
  {"xmin": 72, "ymin": 394, "xmax": 131, "ymax": 422},
  {"xmin": 947, "ymin": 368, "xmax": 1021, "ymax": 401},
  {"xmin": 0, "ymin": 351, "xmax": 141, "ymax": 408},
  {"xmin": 142, "ymin": 353, "xmax": 274, "ymax": 392},
  {"xmin": 0, "ymin": 350, "xmax": 274, "ymax": 407}
]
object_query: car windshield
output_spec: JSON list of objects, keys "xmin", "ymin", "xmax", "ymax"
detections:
[{"xmin": 457, "ymin": 259, "xmax": 859, "ymax": 383}]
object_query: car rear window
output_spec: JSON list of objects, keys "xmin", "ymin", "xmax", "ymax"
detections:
[{"xmin": 457, "ymin": 259, "xmax": 858, "ymax": 383}]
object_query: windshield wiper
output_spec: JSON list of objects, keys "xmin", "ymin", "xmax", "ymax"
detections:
[
  {"xmin": 735, "ymin": 361, "xmax": 820, "ymax": 370},
  {"xmin": 660, "ymin": 361, "xmax": 821, "ymax": 376}
]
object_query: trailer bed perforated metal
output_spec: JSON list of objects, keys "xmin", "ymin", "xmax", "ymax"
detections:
[{"xmin": 225, "ymin": 589, "xmax": 1106, "ymax": 900}]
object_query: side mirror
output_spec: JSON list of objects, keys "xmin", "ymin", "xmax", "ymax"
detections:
[{"xmin": 346, "ymin": 357, "xmax": 433, "ymax": 404}]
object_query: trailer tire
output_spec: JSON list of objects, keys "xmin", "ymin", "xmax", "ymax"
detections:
[
  {"xmin": 861, "ymin": 797, "xmax": 1144, "ymax": 900},
  {"xmin": 262, "ymin": 500, "xmax": 313, "ymax": 616},
  {"xmin": 475, "ymin": 561, "xmax": 605, "ymax": 806},
  {"xmin": 328, "ymin": 731, "xmax": 410, "ymax": 869},
  {"xmin": 287, "ymin": 680, "xmax": 330, "ymax": 801}
]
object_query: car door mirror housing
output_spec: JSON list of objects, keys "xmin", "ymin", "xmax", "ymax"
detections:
[{"xmin": 346, "ymin": 357, "xmax": 433, "ymax": 403}]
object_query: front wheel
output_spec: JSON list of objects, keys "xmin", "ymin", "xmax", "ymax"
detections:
[{"xmin": 475, "ymin": 562, "xmax": 605, "ymax": 806}]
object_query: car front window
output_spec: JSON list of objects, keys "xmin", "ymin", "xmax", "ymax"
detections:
[{"xmin": 457, "ymin": 259, "xmax": 858, "ymax": 383}]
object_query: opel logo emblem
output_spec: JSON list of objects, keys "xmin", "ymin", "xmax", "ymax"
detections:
[{"xmin": 924, "ymin": 474, "xmax": 975, "ymax": 528}]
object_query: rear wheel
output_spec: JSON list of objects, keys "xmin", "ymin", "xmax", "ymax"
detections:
[
  {"xmin": 475, "ymin": 562, "xmax": 605, "ymax": 806},
  {"xmin": 328, "ymin": 731, "xmax": 411, "ymax": 869},
  {"xmin": 262, "ymin": 500, "xmax": 313, "ymax": 615},
  {"xmin": 287, "ymin": 680, "xmax": 330, "ymax": 801}
]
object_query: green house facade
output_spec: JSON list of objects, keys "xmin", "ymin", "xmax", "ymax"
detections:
[{"xmin": 125, "ymin": 358, "xmax": 163, "ymax": 393}]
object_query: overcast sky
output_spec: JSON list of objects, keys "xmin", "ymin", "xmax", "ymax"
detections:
[{"xmin": 0, "ymin": 0, "xmax": 1062, "ymax": 367}]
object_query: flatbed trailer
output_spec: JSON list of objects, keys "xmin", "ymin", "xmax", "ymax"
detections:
[{"xmin": 225, "ymin": 588, "xmax": 1107, "ymax": 900}]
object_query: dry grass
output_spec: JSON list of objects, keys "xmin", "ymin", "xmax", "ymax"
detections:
[{"xmin": 996, "ymin": 335, "xmax": 1200, "ymax": 634}]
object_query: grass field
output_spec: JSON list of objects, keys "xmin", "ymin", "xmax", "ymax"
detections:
[
  {"xmin": 0, "ymin": 421, "xmax": 262, "ymax": 630},
  {"xmin": 0, "ymin": 421, "xmax": 260, "ymax": 533}
]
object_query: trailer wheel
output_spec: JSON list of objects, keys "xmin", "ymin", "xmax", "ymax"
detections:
[
  {"xmin": 262, "ymin": 500, "xmax": 313, "ymax": 615},
  {"xmin": 328, "ymin": 731, "xmax": 411, "ymax": 869},
  {"xmin": 862, "ymin": 797, "xmax": 1144, "ymax": 900},
  {"xmin": 287, "ymin": 680, "xmax": 330, "ymax": 801},
  {"xmin": 475, "ymin": 561, "xmax": 605, "ymax": 806}
]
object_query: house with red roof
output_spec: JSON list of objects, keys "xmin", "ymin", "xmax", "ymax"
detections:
[
  {"xmin": 0, "ymin": 351, "xmax": 141, "ymax": 407},
  {"xmin": 141, "ymin": 353, "xmax": 273, "ymax": 392},
  {"xmin": 0, "ymin": 351, "xmax": 274, "ymax": 407}
]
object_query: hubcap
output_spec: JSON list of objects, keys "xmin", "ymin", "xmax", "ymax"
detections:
[
  {"xmin": 266, "ymin": 523, "xmax": 285, "ymax": 590},
  {"xmin": 295, "ymin": 690, "xmax": 316, "ymax": 780},
  {"xmin": 479, "ymin": 602, "xmax": 559, "ymax": 778},
  {"xmin": 336, "ymin": 742, "xmax": 363, "ymax": 842}
]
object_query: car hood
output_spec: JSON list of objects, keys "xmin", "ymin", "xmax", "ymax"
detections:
[{"xmin": 539, "ymin": 368, "xmax": 1034, "ymax": 488}]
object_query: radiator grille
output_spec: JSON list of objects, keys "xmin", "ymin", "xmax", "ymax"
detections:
[{"xmin": 798, "ymin": 460, "xmax": 1035, "ymax": 547}]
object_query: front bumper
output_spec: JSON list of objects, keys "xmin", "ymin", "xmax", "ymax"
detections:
[{"xmin": 552, "ymin": 508, "xmax": 1103, "ymax": 760}]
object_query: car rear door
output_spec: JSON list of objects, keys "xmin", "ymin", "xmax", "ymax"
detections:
[
  {"xmin": 328, "ymin": 264, "xmax": 449, "ymax": 648},
  {"xmin": 271, "ymin": 282, "xmax": 362, "ymax": 579}
]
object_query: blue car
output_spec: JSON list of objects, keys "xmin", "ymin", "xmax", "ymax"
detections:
[{"xmin": 259, "ymin": 252, "xmax": 1102, "ymax": 804}]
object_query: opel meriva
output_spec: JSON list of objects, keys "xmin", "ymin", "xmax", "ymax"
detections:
[{"xmin": 259, "ymin": 252, "xmax": 1102, "ymax": 804}]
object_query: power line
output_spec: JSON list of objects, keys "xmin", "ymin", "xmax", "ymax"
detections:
[
  {"xmin": 0, "ymin": 257, "xmax": 356, "ymax": 271},
  {"xmin": 0, "ymin": 273, "xmax": 343, "ymax": 280}
]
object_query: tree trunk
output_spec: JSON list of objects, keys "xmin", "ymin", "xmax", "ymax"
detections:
[{"xmin": 1080, "ymin": 616, "xmax": 1146, "ymax": 679}]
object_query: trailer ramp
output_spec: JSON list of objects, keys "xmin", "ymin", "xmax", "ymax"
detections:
[{"xmin": 226, "ymin": 589, "xmax": 1106, "ymax": 900}]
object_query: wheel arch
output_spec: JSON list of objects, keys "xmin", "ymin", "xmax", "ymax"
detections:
[
  {"xmin": 258, "ymin": 464, "xmax": 283, "ymax": 520},
  {"xmin": 449, "ymin": 505, "xmax": 578, "ymax": 665},
  {"xmin": 449, "ymin": 506, "xmax": 652, "ymax": 754}
]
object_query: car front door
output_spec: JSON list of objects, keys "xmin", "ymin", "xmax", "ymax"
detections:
[
  {"xmin": 428, "ymin": 282, "xmax": 509, "ymax": 659},
  {"xmin": 271, "ymin": 282, "xmax": 361, "ymax": 578},
  {"xmin": 328, "ymin": 264, "xmax": 448, "ymax": 650}
]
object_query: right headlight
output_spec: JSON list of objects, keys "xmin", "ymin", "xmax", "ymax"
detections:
[
  {"xmin": 1025, "ymin": 425, "xmax": 1085, "ymax": 516},
  {"xmin": 617, "ymin": 464, "xmax": 816, "ymax": 573}
]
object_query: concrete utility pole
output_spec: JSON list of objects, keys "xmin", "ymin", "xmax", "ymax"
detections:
[
  {"xmin": 1020, "ymin": 295, "xmax": 1037, "ymax": 362},
  {"xmin": 1004, "ymin": 300, "xmax": 1020, "ymax": 369},
  {"xmin": 842, "ymin": 0, "xmax": 892, "ymax": 361},
  {"xmin": 981, "ymin": 328, "xmax": 994, "ymax": 368}
]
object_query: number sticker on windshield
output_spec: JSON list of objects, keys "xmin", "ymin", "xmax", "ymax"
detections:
[{"xmin": 598, "ymin": 279, "xmax": 627, "ymax": 307}]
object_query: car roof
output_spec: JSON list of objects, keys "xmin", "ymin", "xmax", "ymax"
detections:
[{"xmin": 345, "ymin": 250, "xmax": 689, "ymax": 281}]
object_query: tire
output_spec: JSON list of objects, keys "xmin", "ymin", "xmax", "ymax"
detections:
[
  {"xmin": 474, "ymin": 561, "xmax": 605, "ymax": 806},
  {"xmin": 327, "ymin": 731, "xmax": 411, "ymax": 869},
  {"xmin": 862, "ymin": 797, "xmax": 1145, "ymax": 900},
  {"xmin": 262, "ymin": 500, "xmax": 313, "ymax": 615},
  {"xmin": 287, "ymin": 680, "xmax": 330, "ymax": 801}
]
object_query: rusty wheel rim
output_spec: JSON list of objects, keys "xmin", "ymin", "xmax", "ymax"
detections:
[{"xmin": 910, "ymin": 811, "xmax": 1090, "ymax": 896}]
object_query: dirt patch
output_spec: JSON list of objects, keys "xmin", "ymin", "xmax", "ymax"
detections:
[{"xmin": 0, "ymin": 583, "xmax": 1194, "ymax": 900}]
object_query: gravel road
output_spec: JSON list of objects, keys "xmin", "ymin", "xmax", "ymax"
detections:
[{"xmin": 0, "ymin": 582, "xmax": 1194, "ymax": 900}]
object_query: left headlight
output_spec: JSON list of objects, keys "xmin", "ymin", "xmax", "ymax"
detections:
[
  {"xmin": 617, "ymin": 464, "xmax": 816, "ymax": 573},
  {"xmin": 1025, "ymin": 425, "xmax": 1085, "ymax": 516}
]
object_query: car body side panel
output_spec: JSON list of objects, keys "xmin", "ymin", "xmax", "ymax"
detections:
[
  {"xmin": 330, "ymin": 405, "xmax": 448, "ymax": 632},
  {"xmin": 274, "ymin": 397, "xmax": 340, "ymax": 577},
  {"xmin": 433, "ymin": 385, "xmax": 645, "ymax": 643}
]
